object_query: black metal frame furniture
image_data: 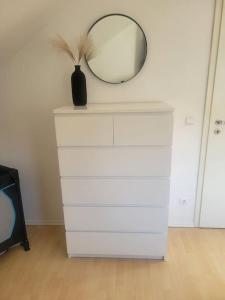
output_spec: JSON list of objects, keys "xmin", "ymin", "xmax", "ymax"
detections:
[{"xmin": 0, "ymin": 165, "xmax": 30, "ymax": 253}]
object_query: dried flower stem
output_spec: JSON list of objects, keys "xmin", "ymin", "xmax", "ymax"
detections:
[{"xmin": 51, "ymin": 34, "xmax": 94, "ymax": 65}]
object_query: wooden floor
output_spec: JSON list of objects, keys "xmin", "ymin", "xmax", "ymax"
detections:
[{"xmin": 0, "ymin": 226, "xmax": 225, "ymax": 300}]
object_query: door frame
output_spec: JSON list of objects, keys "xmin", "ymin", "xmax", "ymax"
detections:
[{"xmin": 194, "ymin": 0, "xmax": 224, "ymax": 226}]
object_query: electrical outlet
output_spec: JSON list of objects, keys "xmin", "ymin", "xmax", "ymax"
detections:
[{"xmin": 179, "ymin": 198, "xmax": 188, "ymax": 205}]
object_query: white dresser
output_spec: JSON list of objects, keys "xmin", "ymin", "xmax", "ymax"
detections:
[{"xmin": 54, "ymin": 102, "xmax": 173, "ymax": 259}]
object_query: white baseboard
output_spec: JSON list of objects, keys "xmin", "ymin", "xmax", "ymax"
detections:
[
  {"xmin": 25, "ymin": 219, "xmax": 64, "ymax": 225},
  {"xmin": 169, "ymin": 222, "xmax": 195, "ymax": 228}
]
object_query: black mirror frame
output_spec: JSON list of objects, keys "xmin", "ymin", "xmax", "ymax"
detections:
[{"xmin": 85, "ymin": 13, "xmax": 148, "ymax": 84}]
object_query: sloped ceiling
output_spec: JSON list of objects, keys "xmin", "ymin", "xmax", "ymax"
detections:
[{"xmin": 0, "ymin": 0, "xmax": 66, "ymax": 63}]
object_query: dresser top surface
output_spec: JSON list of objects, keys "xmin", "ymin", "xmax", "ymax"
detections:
[{"xmin": 54, "ymin": 102, "xmax": 173, "ymax": 114}]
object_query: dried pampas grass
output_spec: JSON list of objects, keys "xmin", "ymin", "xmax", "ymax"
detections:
[
  {"xmin": 77, "ymin": 34, "xmax": 95, "ymax": 62},
  {"xmin": 51, "ymin": 34, "xmax": 94, "ymax": 65},
  {"xmin": 51, "ymin": 34, "xmax": 76, "ymax": 63}
]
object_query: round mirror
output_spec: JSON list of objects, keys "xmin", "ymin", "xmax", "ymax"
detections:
[{"xmin": 86, "ymin": 14, "xmax": 147, "ymax": 84}]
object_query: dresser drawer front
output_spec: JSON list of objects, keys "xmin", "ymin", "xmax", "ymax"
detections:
[
  {"xmin": 114, "ymin": 113, "xmax": 173, "ymax": 146},
  {"xmin": 63, "ymin": 206, "xmax": 167, "ymax": 232},
  {"xmin": 58, "ymin": 147, "xmax": 171, "ymax": 177},
  {"xmin": 66, "ymin": 232, "xmax": 167, "ymax": 257},
  {"xmin": 61, "ymin": 178, "xmax": 169, "ymax": 207},
  {"xmin": 55, "ymin": 115, "xmax": 113, "ymax": 146}
]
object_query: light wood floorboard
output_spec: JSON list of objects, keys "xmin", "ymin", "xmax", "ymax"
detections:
[{"xmin": 0, "ymin": 226, "xmax": 225, "ymax": 300}]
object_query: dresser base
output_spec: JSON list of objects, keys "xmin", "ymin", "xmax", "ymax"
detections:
[{"xmin": 68, "ymin": 253, "xmax": 165, "ymax": 260}]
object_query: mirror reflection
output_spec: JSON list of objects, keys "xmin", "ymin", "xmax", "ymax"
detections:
[{"xmin": 86, "ymin": 14, "xmax": 147, "ymax": 84}]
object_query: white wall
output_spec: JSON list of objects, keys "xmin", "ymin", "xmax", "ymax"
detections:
[
  {"xmin": 0, "ymin": 0, "xmax": 66, "ymax": 61},
  {"xmin": 0, "ymin": 0, "xmax": 215, "ymax": 226}
]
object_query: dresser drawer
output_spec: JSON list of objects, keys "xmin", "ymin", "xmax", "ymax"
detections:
[
  {"xmin": 55, "ymin": 115, "xmax": 113, "ymax": 146},
  {"xmin": 63, "ymin": 206, "xmax": 167, "ymax": 232},
  {"xmin": 114, "ymin": 113, "xmax": 172, "ymax": 146},
  {"xmin": 61, "ymin": 178, "xmax": 169, "ymax": 207},
  {"xmin": 58, "ymin": 147, "xmax": 171, "ymax": 177},
  {"xmin": 66, "ymin": 231, "xmax": 167, "ymax": 258}
]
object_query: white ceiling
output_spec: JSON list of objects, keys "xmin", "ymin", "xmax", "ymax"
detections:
[{"xmin": 0, "ymin": 0, "xmax": 66, "ymax": 63}]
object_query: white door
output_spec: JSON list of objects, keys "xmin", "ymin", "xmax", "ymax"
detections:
[{"xmin": 200, "ymin": 3, "xmax": 225, "ymax": 228}]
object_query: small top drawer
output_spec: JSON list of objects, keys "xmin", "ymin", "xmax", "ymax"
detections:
[
  {"xmin": 114, "ymin": 113, "xmax": 173, "ymax": 146},
  {"xmin": 55, "ymin": 115, "xmax": 113, "ymax": 146}
]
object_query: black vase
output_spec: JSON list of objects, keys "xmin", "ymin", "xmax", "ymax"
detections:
[{"xmin": 71, "ymin": 65, "xmax": 87, "ymax": 106}]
